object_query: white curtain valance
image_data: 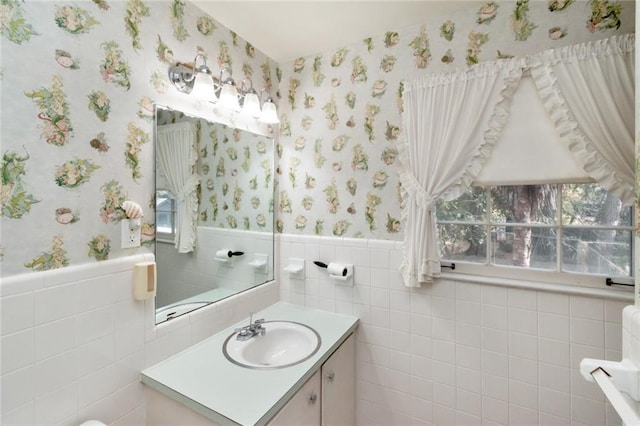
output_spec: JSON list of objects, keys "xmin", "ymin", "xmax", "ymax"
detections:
[
  {"xmin": 157, "ymin": 121, "xmax": 200, "ymax": 253},
  {"xmin": 399, "ymin": 33, "xmax": 635, "ymax": 288}
]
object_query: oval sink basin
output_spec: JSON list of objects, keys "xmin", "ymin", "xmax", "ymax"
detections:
[{"xmin": 223, "ymin": 321, "xmax": 321, "ymax": 369}]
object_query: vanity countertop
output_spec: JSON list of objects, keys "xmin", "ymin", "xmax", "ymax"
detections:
[{"xmin": 141, "ymin": 302, "xmax": 359, "ymax": 426}]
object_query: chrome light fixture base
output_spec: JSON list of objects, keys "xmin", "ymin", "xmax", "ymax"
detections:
[{"xmin": 168, "ymin": 63, "xmax": 196, "ymax": 94}]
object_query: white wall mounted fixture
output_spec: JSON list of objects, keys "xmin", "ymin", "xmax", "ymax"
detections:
[
  {"xmin": 249, "ymin": 254, "xmax": 269, "ymax": 274},
  {"xmin": 581, "ymin": 361, "xmax": 640, "ymax": 425},
  {"xmin": 133, "ymin": 261, "xmax": 157, "ymax": 301},
  {"xmin": 284, "ymin": 258, "xmax": 305, "ymax": 277}
]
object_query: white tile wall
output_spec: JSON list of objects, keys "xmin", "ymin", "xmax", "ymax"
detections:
[
  {"xmin": 0, "ymin": 253, "xmax": 279, "ymax": 425},
  {"xmin": 1, "ymin": 235, "xmax": 633, "ymax": 426},
  {"xmin": 621, "ymin": 305, "xmax": 640, "ymax": 421},
  {"xmin": 156, "ymin": 227, "xmax": 274, "ymax": 307},
  {"xmin": 279, "ymin": 234, "xmax": 633, "ymax": 426}
]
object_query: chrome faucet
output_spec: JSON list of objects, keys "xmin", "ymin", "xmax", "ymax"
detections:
[{"xmin": 234, "ymin": 313, "xmax": 266, "ymax": 341}]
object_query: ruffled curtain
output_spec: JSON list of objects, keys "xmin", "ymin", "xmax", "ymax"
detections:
[
  {"xmin": 157, "ymin": 122, "xmax": 200, "ymax": 253},
  {"xmin": 398, "ymin": 60, "xmax": 524, "ymax": 287},
  {"xmin": 399, "ymin": 33, "xmax": 634, "ymax": 288},
  {"xmin": 530, "ymin": 33, "xmax": 635, "ymax": 205}
]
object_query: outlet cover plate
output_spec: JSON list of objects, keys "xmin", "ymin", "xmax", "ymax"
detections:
[{"xmin": 121, "ymin": 220, "xmax": 141, "ymax": 248}]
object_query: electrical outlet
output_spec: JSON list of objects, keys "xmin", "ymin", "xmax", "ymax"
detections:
[{"xmin": 121, "ymin": 220, "xmax": 141, "ymax": 248}]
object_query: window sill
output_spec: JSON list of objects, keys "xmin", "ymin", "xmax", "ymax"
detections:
[{"xmin": 439, "ymin": 270, "xmax": 634, "ymax": 302}]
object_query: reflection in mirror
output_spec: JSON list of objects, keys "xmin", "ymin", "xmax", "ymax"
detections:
[{"xmin": 154, "ymin": 105, "xmax": 274, "ymax": 323}]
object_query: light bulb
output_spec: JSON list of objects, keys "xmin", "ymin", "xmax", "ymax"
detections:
[
  {"xmin": 219, "ymin": 82, "xmax": 240, "ymax": 112},
  {"xmin": 241, "ymin": 92, "xmax": 261, "ymax": 118},
  {"xmin": 260, "ymin": 99, "xmax": 279, "ymax": 124},
  {"xmin": 191, "ymin": 72, "xmax": 217, "ymax": 102}
]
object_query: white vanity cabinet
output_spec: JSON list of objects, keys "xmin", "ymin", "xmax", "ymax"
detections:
[
  {"xmin": 268, "ymin": 371, "xmax": 321, "ymax": 425},
  {"xmin": 268, "ymin": 333, "xmax": 355, "ymax": 426},
  {"xmin": 142, "ymin": 303, "xmax": 359, "ymax": 426},
  {"xmin": 321, "ymin": 333, "xmax": 355, "ymax": 425}
]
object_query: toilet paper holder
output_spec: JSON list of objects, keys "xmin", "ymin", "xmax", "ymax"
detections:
[
  {"xmin": 313, "ymin": 261, "xmax": 354, "ymax": 284},
  {"xmin": 214, "ymin": 249, "xmax": 244, "ymax": 265}
]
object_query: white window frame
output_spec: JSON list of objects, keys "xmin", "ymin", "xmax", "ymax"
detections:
[{"xmin": 437, "ymin": 183, "xmax": 634, "ymax": 291}]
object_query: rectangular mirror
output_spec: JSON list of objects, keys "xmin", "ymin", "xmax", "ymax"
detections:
[{"xmin": 154, "ymin": 105, "xmax": 274, "ymax": 323}]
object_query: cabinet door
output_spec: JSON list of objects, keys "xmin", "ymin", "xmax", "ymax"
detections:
[
  {"xmin": 268, "ymin": 371, "xmax": 321, "ymax": 426},
  {"xmin": 321, "ymin": 333, "xmax": 355, "ymax": 426}
]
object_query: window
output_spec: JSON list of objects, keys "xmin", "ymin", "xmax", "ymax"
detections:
[
  {"xmin": 156, "ymin": 190, "xmax": 177, "ymax": 241},
  {"xmin": 436, "ymin": 183, "xmax": 633, "ymax": 286}
]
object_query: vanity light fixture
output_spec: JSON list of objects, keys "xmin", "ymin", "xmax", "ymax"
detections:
[{"xmin": 168, "ymin": 53, "xmax": 279, "ymax": 124}]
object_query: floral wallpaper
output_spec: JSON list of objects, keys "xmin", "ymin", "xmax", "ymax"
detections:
[
  {"xmin": 198, "ymin": 124, "xmax": 274, "ymax": 232},
  {"xmin": 156, "ymin": 108, "xmax": 274, "ymax": 232},
  {"xmin": 0, "ymin": 0, "xmax": 634, "ymax": 278},
  {"xmin": 275, "ymin": 0, "xmax": 634, "ymax": 239},
  {"xmin": 0, "ymin": 0, "xmax": 277, "ymax": 277}
]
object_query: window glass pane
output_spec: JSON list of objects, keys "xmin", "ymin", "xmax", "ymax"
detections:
[
  {"xmin": 156, "ymin": 190, "xmax": 175, "ymax": 212},
  {"xmin": 490, "ymin": 185, "xmax": 556, "ymax": 225},
  {"xmin": 491, "ymin": 226, "xmax": 556, "ymax": 270},
  {"xmin": 562, "ymin": 184, "xmax": 631, "ymax": 226},
  {"xmin": 438, "ymin": 224, "xmax": 486, "ymax": 263},
  {"xmin": 436, "ymin": 187, "xmax": 486, "ymax": 222},
  {"xmin": 562, "ymin": 228, "xmax": 632, "ymax": 277},
  {"xmin": 156, "ymin": 212, "xmax": 173, "ymax": 233},
  {"xmin": 435, "ymin": 183, "xmax": 634, "ymax": 281},
  {"xmin": 156, "ymin": 201, "xmax": 171, "ymax": 213}
]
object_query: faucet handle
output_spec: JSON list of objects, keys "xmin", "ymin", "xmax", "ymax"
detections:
[{"xmin": 254, "ymin": 318, "xmax": 265, "ymax": 324}]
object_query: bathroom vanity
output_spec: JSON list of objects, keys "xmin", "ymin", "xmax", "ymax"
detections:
[{"xmin": 141, "ymin": 303, "xmax": 359, "ymax": 425}]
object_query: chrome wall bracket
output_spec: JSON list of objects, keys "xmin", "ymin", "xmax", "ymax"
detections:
[{"xmin": 168, "ymin": 63, "xmax": 196, "ymax": 94}]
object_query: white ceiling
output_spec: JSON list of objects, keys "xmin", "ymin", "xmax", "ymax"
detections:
[{"xmin": 192, "ymin": 1, "xmax": 477, "ymax": 63}]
